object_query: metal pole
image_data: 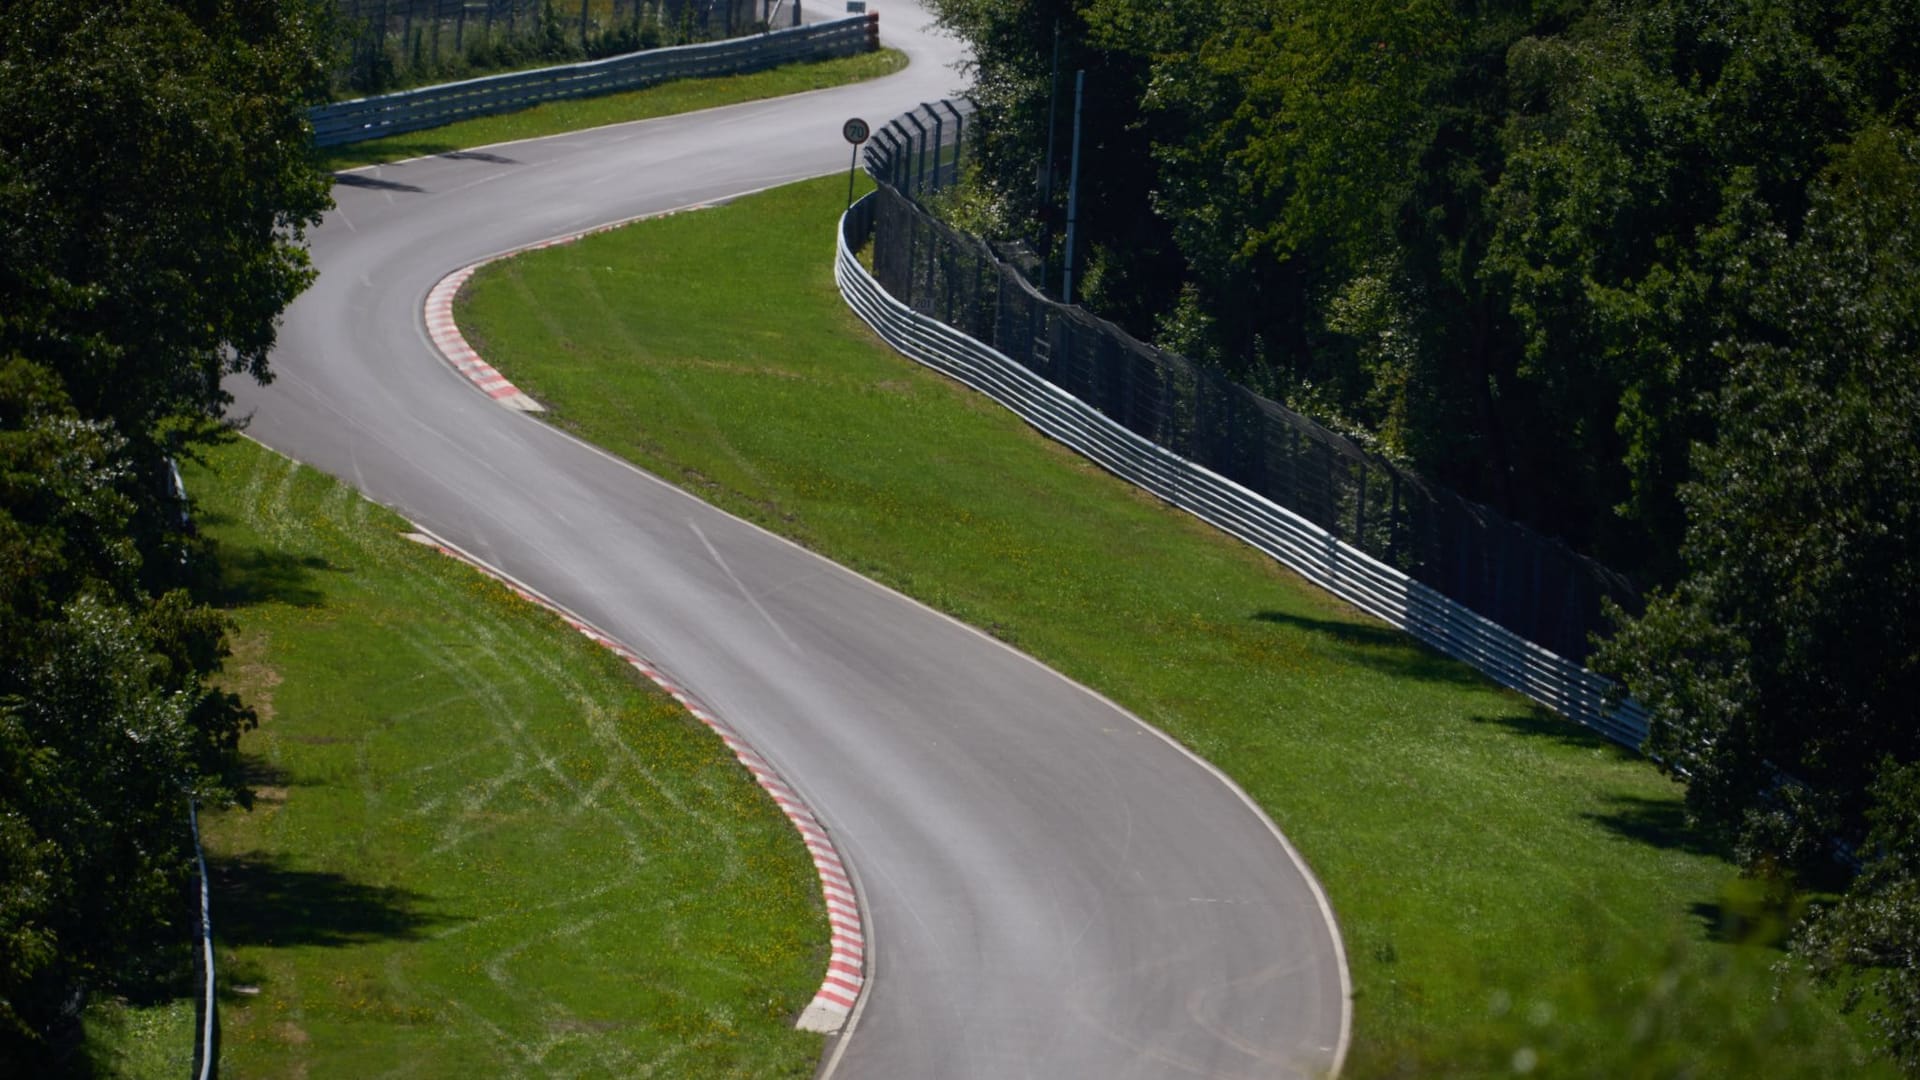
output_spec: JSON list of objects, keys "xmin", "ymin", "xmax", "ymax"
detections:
[
  {"xmin": 921, "ymin": 104, "xmax": 936, "ymax": 189},
  {"xmin": 847, "ymin": 142, "xmax": 860, "ymax": 209},
  {"xmin": 941, "ymin": 99, "xmax": 966, "ymax": 182},
  {"xmin": 903, "ymin": 111, "xmax": 928, "ymax": 196},
  {"xmin": 1061, "ymin": 69, "xmax": 1086, "ymax": 304},
  {"xmin": 1042, "ymin": 28, "xmax": 1061, "ymax": 195}
]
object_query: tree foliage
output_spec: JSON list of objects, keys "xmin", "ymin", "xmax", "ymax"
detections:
[
  {"xmin": 1597, "ymin": 128, "xmax": 1920, "ymax": 859},
  {"xmin": 934, "ymin": 0, "xmax": 1919, "ymax": 566},
  {"xmin": 931, "ymin": 0, "xmax": 1920, "ymax": 1066},
  {"xmin": 0, "ymin": 357, "xmax": 255, "ymax": 1059},
  {"xmin": 1596, "ymin": 127, "xmax": 1920, "ymax": 1061},
  {"xmin": 0, "ymin": 0, "xmax": 332, "ymax": 479},
  {"xmin": 0, "ymin": 0, "xmax": 328, "ymax": 1063}
]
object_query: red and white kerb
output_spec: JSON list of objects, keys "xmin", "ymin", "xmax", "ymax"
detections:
[
  {"xmin": 422, "ymin": 265, "xmax": 543, "ymax": 411},
  {"xmin": 408, "ymin": 532, "xmax": 866, "ymax": 1032}
]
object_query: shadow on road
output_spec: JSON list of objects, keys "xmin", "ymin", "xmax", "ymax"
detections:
[{"xmin": 332, "ymin": 172, "xmax": 427, "ymax": 194}]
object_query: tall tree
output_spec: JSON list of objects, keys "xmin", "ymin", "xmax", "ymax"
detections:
[
  {"xmin": 0, "ymin": 0, "xmax": 332, "ymax": 559},
  {"xmin": 1596, "ymin": 125, "xmax": 1920, "ymax": 862},
  {"xmin": 0, "ymin": 0, "xmax": 329, "ymax": 1060},
  {"xmin": 0, "ymin": 356, "xmax": 255, "ymax": 1059},
  {"xmin": 1597, "ymin": 126, "xmax": 1920, "ymax": 1067}
]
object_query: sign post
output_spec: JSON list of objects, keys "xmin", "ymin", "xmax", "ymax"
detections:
[{"xmin": 843, "ymin": 117, "xmax": 870, "ymax": 210}]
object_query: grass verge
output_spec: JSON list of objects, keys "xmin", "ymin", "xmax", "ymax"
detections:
[
  {"xmin": 155, "ymin": 437, "xmax": 825, "ymax": 1078},
  {"xmin": 457, "ymin": 174, "xmax": 1896, "ymax": 1076},
  {"xmin": 318, "ymin": 49, "xmax": 906, "ymax": 171},
  {"xmin": 80, "ymin": 999, "xmax": 196, "ymax": 1079}
]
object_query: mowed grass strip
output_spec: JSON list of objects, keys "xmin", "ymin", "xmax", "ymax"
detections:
[
  {"xmin": 457, "ymin": 175, "xmax": 1894, "ymax": 1076},
  {"xmin": 317, "ymin": 49, "xmax": 906, "ymax": 171},
  {"xmin": 185, "ymin": 437, "xmax": 826, "ymax": 1079}
]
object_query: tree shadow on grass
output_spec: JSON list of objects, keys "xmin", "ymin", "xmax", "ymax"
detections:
[
  {"xmin": 1689, "ymin": 900, "xmax": 1791, "ymax": 950},
  {"xmin": 210, "ymin": 851, "xmax": 446, "ymax": 951},
  {"xmin": 224, "ymin": 754, "xmax": 320, "ymax": 812},
  {"xmin": 206, "ymin": 536, "xmax": 333, "ymax": 610},
  {"xmin": 1471, "ymin": 705, "xmax": 1637, "ymax": 756},
  {"xmin": 1689, "ymin": 877, "xmax": 1810, "ymax": 952},
  {"xmin": 1253, "ymin": 609, "xmax": 1488, "ymax": 688},
  {"xmin": 1584, "ymin": 793, "xmax": 1731, "ymax": 862}
]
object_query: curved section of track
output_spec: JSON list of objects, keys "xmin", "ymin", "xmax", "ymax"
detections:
[{"xmin": 234, "ymin": 7, "xmax": 1349, "ymax": 1075}]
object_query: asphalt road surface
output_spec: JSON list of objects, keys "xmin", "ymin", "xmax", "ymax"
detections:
[{"xmin": 234, "ymin": 6, "xmax": 1350, "ymax": 1075}]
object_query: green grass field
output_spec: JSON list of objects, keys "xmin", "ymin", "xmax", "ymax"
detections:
[
  {"xmin": 163, "ymin": 438, "xmax": 827, "ymax": 1078},
  {"xmin": 457, "ymin": 175, "xmax": 1897, "ymax": 1077},
  {"xmin": 319, "ymin": 49, "xmax": 906, "ymax": 171}
]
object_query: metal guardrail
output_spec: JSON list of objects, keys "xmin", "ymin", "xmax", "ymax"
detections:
[
  {"xmin": 189, "ymin": 798, "xmax": 217, "ymax": 1080},
  {"xmin": 837, "ymin": 195, "xmax": 1652, "ymax": 749},
  {"xmin": 311, "ymin": 14, "xmax": 880, "ymax": 146},
  {"xmin": 171, "ymin": 460, "xmax": 220, "ymax": 1078},
  {"xmin": 860, "ymin": 102, "xmax": 1641, "ymax": 667}
]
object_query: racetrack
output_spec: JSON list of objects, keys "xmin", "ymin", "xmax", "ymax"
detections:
[{"xmin": 232, "ymin": 5, "xmax": 1350, "ymax": 1075}]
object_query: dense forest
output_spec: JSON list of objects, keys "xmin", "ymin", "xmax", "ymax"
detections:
[
  {"xmin": 926, "ymin": 0, "xmax": 1920, "ymax": 1068},
  {"xmin": 0, "ymin": 0, "xmax": 331, "ymax": 1066}
]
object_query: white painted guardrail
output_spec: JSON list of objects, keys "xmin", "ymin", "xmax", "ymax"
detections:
[
  {"xmin": 836, "ymin": 197, "xmax": 1653, "ymax": 749},
  {"xmin": 311, "ymin": 15, "xmax": 880, "ymax": 147},
  {"xmin": 189, "ymin": 798, "xmax": 216, "ymax": 1080},
  {"xmin": 170, "ymin": 461, "xmax": 220, "ymax": 1078}
]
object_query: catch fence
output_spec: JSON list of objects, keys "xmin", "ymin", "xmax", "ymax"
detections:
[
  {"xmin": 857, "ymin": 104, "xmax": 1638, "ymax": 666},
  {"xmin": 330, "ymin": 0, "xmax": 794, "ymax": 93},
  {"xmin": 840, "ymin": 192, "xmax": 1650, "ymax": 746}
]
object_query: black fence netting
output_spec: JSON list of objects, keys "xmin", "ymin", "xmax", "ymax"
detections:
[
  {"xmin": 858, "ymin": 165, "xmax": 1639, "ymax": 662},
  {"xmin": 327, "ymin": 0, "xmax": 768, "ymax": 96}
]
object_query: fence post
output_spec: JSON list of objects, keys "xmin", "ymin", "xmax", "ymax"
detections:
[
  {"xmin": 1355, "ymin": 461, "xmax": 1368, "ymax": 551},
  {"xmin": 921, "ymin": 104, "xmax": 936, "ymax": 190},
  {"xmin": 1061, "ymin": 70, "xmax": 1085, "ymax": 303},
  {"xmin": 1388, "ymin": 471, "xmax": 1401, "ymax": 567},
  {"xmin": 940, "ymin": 99, "xmax": 966, "ymax": 186},
  {"xmin": 902, "ymin": 111, "xmax": 928, "ymax": 196}
]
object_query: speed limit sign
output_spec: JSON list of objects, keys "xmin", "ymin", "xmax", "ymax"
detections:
[{"xmin": 843, "ymin": 117, "xmax": 870, "ymax": 145}]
